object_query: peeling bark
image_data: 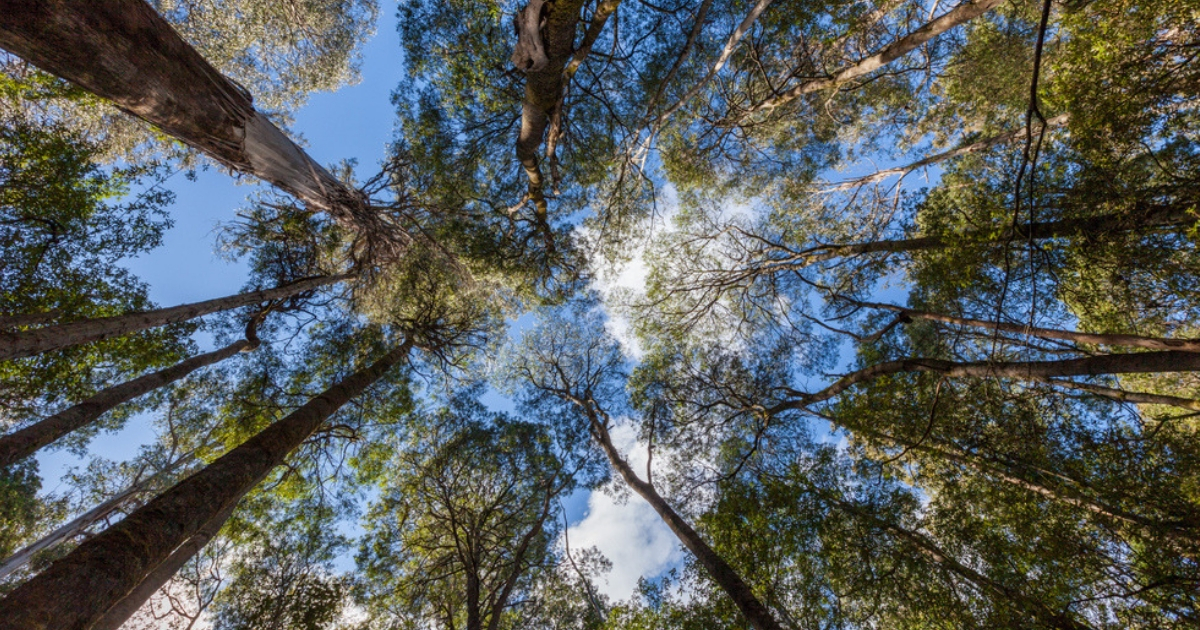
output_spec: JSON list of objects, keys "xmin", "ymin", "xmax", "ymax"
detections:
[
  {"xmin": 0, "ymin": 1, "xmax": 376, "ymax": 236},
  {"xmin": 0, "ymin": 340, "xmax": 412, "ymax": 630},
  {"xmin": 0, "ymin": 274, "xmax": 347, "ymax": 362}
]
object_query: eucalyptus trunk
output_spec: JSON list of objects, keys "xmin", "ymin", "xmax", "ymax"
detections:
[
  {"xmin": 0, "ymin": 0, "xmax": 368, "ymax": 227},
  {"xmin": 0, "ymin": 274, "xmax": 345, "ymax": 362},
  {"xmin": 0, "ymin": 338, "xmax": 255, "ymax": 468},
  {"xmin": 581, "ymin": 403, "xmax": 785, "ymax": 630},
  {"xmin": 0, "ymin": 340, "xmax": 412, "ymax": 630},
  {"xmin": 89, "ymin": 500, "xmax": 239, "ymax": 630}
]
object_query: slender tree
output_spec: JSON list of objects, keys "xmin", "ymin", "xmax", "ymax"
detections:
[
  {"xmin": 0, "ymin": 274, "xmax": 346, "ymax": 362},
  {"xmin": 0, "ymin": 314, "xmax": 267, "ymax": 468}
]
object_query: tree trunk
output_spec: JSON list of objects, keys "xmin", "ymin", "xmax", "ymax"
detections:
[
  {"xmin": 0, "ymin": 0, "xmax": 377, "ymax": 235},
  {"xmin": 0, "ymin": 274, "xmax": 346, "ymax": 362},
  {"xmin": 824, "ymin": 114, "xmax": 1070, "ymax": 191},
  {"xmin": 0, "ymin": 339, "xmax": 254, "ymax": 468},
  {"xmin": 754, "ymin": 203, "xmax": 1193, "ymax": 272},
  {"xmin": 89, "ymin": 500, "xmax": 239, "ymax": 630},
  {"xmin": 859, "ymin": 301, "xmax": 1200, "ymax": 353},
  {"xmin": 580, "ymin": 401, "xmax": 785, "ymax": 630},
  {"xmin": 0, "ymin": 340, "xmax": 412, "ymax": 630},
  {"xmin": 0, "ymin": 454, "xmax": 196, "ymax": 580},
  {"xmin": 745, "ymin": 0, "xmax": 1005, "ymax": 116},
  {"xmin": 513, "ymin": 0, "xmax": 588, "ymax": 215},
  {"xmin": 776, "ymin": 350, "xmax": 1200, "ymax": 409}
]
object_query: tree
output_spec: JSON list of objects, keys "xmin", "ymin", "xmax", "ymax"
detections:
[{"xmin": 356, "ymin": 402, "xmax": 574, "ymax": 630}]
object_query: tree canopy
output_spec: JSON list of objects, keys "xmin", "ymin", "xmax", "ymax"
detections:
[{"xmin": 1, "ymin": 0, "xmax": 1199, "ymax": 628}]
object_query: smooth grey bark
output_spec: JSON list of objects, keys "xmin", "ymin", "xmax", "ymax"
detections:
[
  {"xmin": 0, "ymin": 274, "xmax": 346, "ymax": 362},
  {"xmin": 0, "ymin": 0, "xmax": 375, "ymax": 233},
  {"xmin": 572, "ymin": 397, "xmax": 785, "ymax": 630},
  {"xmin": 0, "ymin": 340, "xmax": 412, "ymax": 630},
  {"xmin": 0, "ymin": 338, "xmax": 254, "ymax": 468}
]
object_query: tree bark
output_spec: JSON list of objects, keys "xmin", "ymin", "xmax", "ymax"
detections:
[
  {"xmin": 514, "ymin": 0, "xmax": 588, "ymax": 215},
  {"xmin": 0, "ymin": 338, "xmax": 255, "ymax": 468},
  {"xmin": 751, "ymin": 203, "xmax": 1194, "ymax": 272},
  {"xmin": 0, "ymin": 454, "xmax": 195, "ymax": 580},
  {"xmin": 89, "ymin": 500, "xmax": 239, "ymax": 630},
  {"xmin": 0, "ymin": 339, "xmax": 412, "ymax": 630},
  {"xmin": 0, "ymin": 0, "xmax": 375, "ymax": 234},
  {"xmin": 775, "ymin": 350, "xmax": 1200, "ymax": 410},
  {"xmin": 743, "ymin": 0, "xmax": 1005, "ymax": 116},
  {"xmin": 0, "ymin": 274, "xmax": 346, "ymax": 362},
  {"xmin": 578, "ymin": 399, "xmax": 785, "ymax": 630},
  {"xmin": 859, "ymin": 301, "xmax": 1200, "ymax": 353}
]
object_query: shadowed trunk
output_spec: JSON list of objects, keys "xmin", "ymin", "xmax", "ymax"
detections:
[
  {"xmin": 0, "ymin": 0, "xmax": 375, "ymax": 233},
  {"xmin": 0, "ymin": 274, "xmax": 346, "ymax": 362},
  {"xmin": 89, "ymin": 500, "xmax": 239, "ymax": 630},
  {"xmin": 0, "ymin": 338, "xmax": 255, "ymax": 468},
  {"xmin": 577, "ymin": 399, "xmax": 785, "ymax": 630},
  {"xmin": 0, "ymin": 340, "xmax": 412, "ymax": 630},
  {"xmin": 774, "ymin": 350, "xmax": 1200, "ymax": 410}
]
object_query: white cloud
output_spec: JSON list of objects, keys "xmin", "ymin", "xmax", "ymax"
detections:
[{"xmin": 564, "ymin": 423, "xmax": 685, "ymax": 601}]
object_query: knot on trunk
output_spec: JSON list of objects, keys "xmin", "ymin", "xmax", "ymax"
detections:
[{"xmin": 511, "ymin": 0, "xmax": 549, "ymax": 73}]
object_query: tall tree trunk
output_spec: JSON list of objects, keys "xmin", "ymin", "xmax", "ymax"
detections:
[
  {"xmin": 0, "ymin": 339, "xmax": 412, "ymax": 630},
  {"xmin": 576, "ymin": 399, "xmax": 785, "ymax": 630},
  {"xmin": 0, "ymin": 274, "xmax": 346, "ymax": 362},
  {"xmin": 824, "ymin": 114, "xmax": 1070, "ymax": 192},
  {"xmin": 774, "ymin": 350, "xmax": 1200, "ymax": 410},
  {"xmin": 0, "ymin": 337, "xmax": 256, "ymax": 468},
  {"xmin": 858, "ymin": 301, "xmax": 1200, "ymax": 353},
  {"xmin": 750, "ymin": 203, "xmax": 1192, "ymax": 273},
  {"xmin": 0, "ymin": 0, "xmax": 373, "ymax": 234},
  {"xmin": 513, "ymin": 0, "xmax": 588, "ymax": 216},
  {"xmin": 0, "ymin": 454, "xmax": 196, "ymax": 580},
  {"xmin": 89, "ymin": 500, "xmax": 239, "ymax": 630},
  {"xmin": 743, "ymin": 0, "xmax": 1006, "ymax": 116}
]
